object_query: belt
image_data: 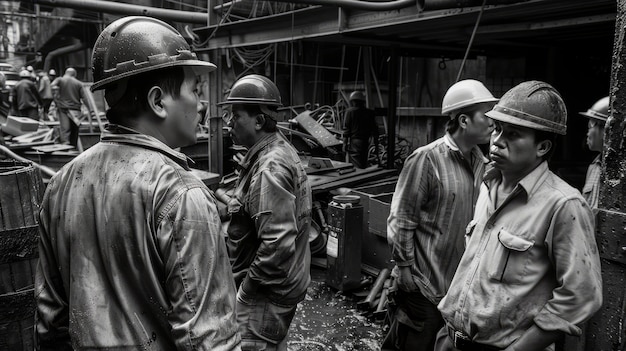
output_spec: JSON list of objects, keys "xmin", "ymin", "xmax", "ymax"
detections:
[{"xmin": 447, "ymin": 326, "xmax": 501, "ymax": 351}]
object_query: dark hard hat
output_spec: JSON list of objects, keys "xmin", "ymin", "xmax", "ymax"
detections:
[
  {"xmin": 349, "ymin": 91, "xmax": 366, "ymax": 101},
  {"xmin": 579, "ymin": 96, "xmax": 609, "ymax": 122},
  {"xmin": 91, "ymin": 16, "xmax": 216, "ymax": 92},
  {"xmin": 218, "ymin": 74, "xmax": 282, "ymax": 106},
  {"xmin": 486, "ymin": 81, "xmax": 567, "ymax": 135}
]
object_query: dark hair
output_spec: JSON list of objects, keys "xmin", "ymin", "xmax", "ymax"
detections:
[
  {"xmin": 237, "ymin": 104, "xmax": 278, "ymax": 133},
  {"xmin": 105, "ymin": 66, "xmax": 185, "ymax": 125},
  {"xmin": 446, "ymin": 106, "xmax": 480, "ymax": 134},
  {"xmin": 534, "ymin": 129, "xmax": 558, "ymax": 161}
]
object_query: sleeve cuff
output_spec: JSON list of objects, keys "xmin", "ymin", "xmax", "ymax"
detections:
[{"xmin": 534, "ymin": 310, "xmax": 582, "ymax": 336}]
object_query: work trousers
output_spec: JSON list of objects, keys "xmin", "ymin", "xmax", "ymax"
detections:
[
  {"xmin": 17, "ymin": 107, "xmax": 39, "ymax": 120},
  {"xmin": 57, "ymin": 108, "xmax": 80, "ymax": 147},
  {"xmin": 348, "ymin": 137, "xmax": 369, "ymax": 169},
  {"xmin": 381, "ymin": 289, "xmax": 444, "ymax": 351},
  {"xmin": 237, "ymin": 293, "xmax": 297, "ymax": 351}
]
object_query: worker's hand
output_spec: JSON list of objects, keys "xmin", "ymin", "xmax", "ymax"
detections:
[{"xmin": 396, "ymin": 266, "xmax": 419, "ymax": 292}]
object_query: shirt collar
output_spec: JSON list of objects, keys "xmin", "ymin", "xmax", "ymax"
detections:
[
  {"xmin": 444, "ymin": 133, "xmax": 489, "ymax": 165},
  {"xmin": 484, "ymin": 161, "xmax": 549, "ymax": 199},
  {"xmin": 591, "ymin": 154, "xmax": 602, "ymax": 165},
  {"xmin": 101, "ymin": 124, "xmax": 193, "ymax": 170},
  {"xmin": 239, "ymin": 132, "xmax": 279, "ymax": 171}
]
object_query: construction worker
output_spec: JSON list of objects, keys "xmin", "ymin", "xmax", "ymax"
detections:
[
  {"xmin": 51, "ymin": 67, "xmax": 86, "ymax": 147},
  {"xmin": 384, "ymin": 79, "xmax": 497, "ymax": 351},
  {"xmin": 220, "ymin": 74, "xmax": 312, "ymax": 351},
  {"xmin": 579, "ymin": 96, "xmax": 609, "ymax": 211},
  {"xmin": 343, "ymin": 90, "xmax": 380, "ymax": 168},
  {"xmin": 37, "ymin": 69, "xmax": 54, "ymax": 120},
  {"xmin": 11, "ymin": 69, "xmax": 42, "ymax": 119},
  {"xmin": 35, "ymin": 16, "xmax": 241, "ymax": 350},
  {"xmin": 436, "ymin": 81, "xmax": 602, "ymax": 351}
]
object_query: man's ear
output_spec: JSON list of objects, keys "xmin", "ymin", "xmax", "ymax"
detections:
[
  {"xmin": 254, "ymin": 114, "xmax": 265, "ymax": 131},
  {"xmin": 147, "ymin": 86, "xmax": 167, "ymax": 120},
  {"xmin": 458, "ymin": 114, "xmax": 469, "ymax": 129},
  {"xmin": 536, "ymin": 139, "xmax": 552, "ymax": 158}
]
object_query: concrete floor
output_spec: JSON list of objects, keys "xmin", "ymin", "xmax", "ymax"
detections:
[{"xmin": 286, "ymin": 267, "xmax": 385, "ymax": 351}]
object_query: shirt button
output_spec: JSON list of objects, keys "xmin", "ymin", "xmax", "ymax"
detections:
[{"xmin": 486, "ymin": 223, "xmax": 493, "ymax": 230}]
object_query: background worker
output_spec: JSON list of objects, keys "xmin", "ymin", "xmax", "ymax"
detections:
[
  {"xmin": 436, "ymin": 81, "xmax": 603, "ymax": 351},
  {"xmin": 383, "ymin": 79, "xmax": 497, "ymax": 351},
  {"xmin": 35, "ymin": 16, "xmax": 240, "ymax": 350},
  {"xmin": 579, "ymin": 96, "xmax": 609, "ymax": 210},
  {"xmin": 37, "ymin": 69, "xmax": 54, "ymax": 120},
  {"xmin": 343, "ymin": 90, "xmax": 380, "ymax": 168},
  {"xmin": 220, "ymin": 74, "xmax": 312, "ymax": 351},
  {"xmin": 51, "ymin": 67, "xmax": 85, "ymax": 147},
  {"xmin": 11, "ymin": 69, "xmax": 42, "ymax": 119}
]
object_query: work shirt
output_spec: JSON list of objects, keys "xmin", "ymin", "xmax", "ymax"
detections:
[
  {"xmin": 11, "ymin": 78, "xmax": 42, "ymax": 110},
  {"xmin": 438, "ymin": 162, "xmax": 603, "ymax": 350},
  {"xmin": 227, "ymin": 132, "xmax": 312, "ymax": 305},
  {"xmin": 38, "ymin": 75, "xmax": 53, "ymax": 99},
  {"xmin": 51, "ymin": 75, "xmax": 84, "ymax": 110},
  {"xmin": 343, "ymin": 105, "xmax": 379, "ymax": 140},
  {"xmin": 582, "ymin": 154, "xmax": 601, "ymax": 210},
  {"xmin": 36, "ymin": 125, "xmax": 240, "ymax": 351},
  {"xmin": 387, "ymin": 133, "xmax": 488, "ymax": 304}
]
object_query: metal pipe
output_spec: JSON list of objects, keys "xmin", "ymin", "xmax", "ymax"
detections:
[
  {"xmin": 417, "ymin": 0, "xmax": 524, "ymax": 11},
  {"xmin": 264, "ymin": 0, "xmax": 416, "ymax": 11},
  {"xmin": 43, "ymin": 42, "xmax": 85, "ymax": 72},
  {"xmin": 37, "ymin": 0, "xmax": 208, "ymax": 24}
]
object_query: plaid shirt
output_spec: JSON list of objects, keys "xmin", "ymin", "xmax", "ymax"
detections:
[
  {"xmin": 387, "ymin": 133, "xmax": 488, "ymax": 304},
  {"xmin": 582, "ymin": 154, "xmax": 601, "ymax": 210}
]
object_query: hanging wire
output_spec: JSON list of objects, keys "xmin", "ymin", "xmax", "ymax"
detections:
[{"xmin": 455, "ymin": 0, "xmax": 487, "ymax": 83}]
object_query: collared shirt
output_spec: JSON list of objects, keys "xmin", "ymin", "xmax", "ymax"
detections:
[
  {"xmin": 387, "ymin": 133, "xmax": 488, "ymax": 304},
  {"xmin": 438, "ymin": 162, "xmax": 603, "ymax": 350},
  {"xmin": 582, "ymin": 154, "xmax": 602, "ymax": 210},
  {"xmin": 227, "ymin": 132, "xmax": 312, "ymax": 304},
  {"xmin": 36, "ymin": 125, "xmax": 240, "ymax": 350},
  {"xmin": 51, "ymin": 75, "xmax": 84, "ymax": 110}
]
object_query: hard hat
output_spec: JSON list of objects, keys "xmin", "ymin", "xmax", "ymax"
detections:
[
  {"xmin": 26, "ymin": 65, "xmax": 34, "ymax": 72},
  {"xmin": 19, "ymin": 70, "xmax": 31, "ymax": 78},
  {"xmin": 579, "ymin": 96, "xmax": 609, "ymax": 122},
  {"xmin": 441, "ymin": 79, "xmax": 498, "ymax": 115},
  {"xmin": 48, "ymin": 69, "xmax": 57, "ymax": 76},
  {"xmin": 91, "ymin": 16, "xmax": 216, "ymax": 92},
  {"xmin": 218, "ymin": 74, "xmax": 282, "ymax": 106},
  {"xmin": 349, "ymin": 91, "xmax": 366, "ymax": 102},
  {"xmin": 486, "ymin": 80, "xmax": 567, "ymax": 135}
]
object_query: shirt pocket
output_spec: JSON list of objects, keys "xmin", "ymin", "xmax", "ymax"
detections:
[{"xmin": 488, "ymin": 229, "xmax": 534, "ymax": 283}]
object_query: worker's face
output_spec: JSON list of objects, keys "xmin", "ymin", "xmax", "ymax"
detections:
[
  {"xmin": 224, "ymin": 104, "xmax": 259, "ymax": 148},
  {"xmin": 163, "ymin": 67, "xmax": 203, "ymax": 148},
  {"xmin": 586, "ymin": 119, "xmax": 604, "ymax": 152},
  {"xmin": 464, "ymin": 103, "xmax": 495, "ymax": 145},
  {"xmin": 489, "ymin": 120, "xmax": 548, "ymax": 176}
]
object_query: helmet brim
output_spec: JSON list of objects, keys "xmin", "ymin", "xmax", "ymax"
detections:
[
  {"xmin": 441, "ymin": 97, "xmax": 499, "ymax": 115},
  {"xmin": 217, "ymin": 98, "xmax": 282, "ymax": 107},
  {"xmin": 578, "ymin": 110, "xmax": 608, "ymax": 122},
  {"xmin": 91, "ymin": 60, "xmax": 216, "ymax": 92},
  {"xmin": 486, "ymin": 107, "xmax": 567, "ymax": 135}
]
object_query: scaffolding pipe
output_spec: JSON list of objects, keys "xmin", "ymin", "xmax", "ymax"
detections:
[
  {"xmin": 37, "ymin": 0, "xmax": 208, "ymax": 24},
  {"xmin": 43, "ymin": 41, "xmax": 85, "ymax": 72}
]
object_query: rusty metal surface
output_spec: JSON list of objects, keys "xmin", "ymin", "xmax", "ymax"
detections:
[
  {"xmin": 294, "ymin": 111, "xmax": 343, "ymax": 148},
  {"xmin": 0, "ymin": 226, "xmax": 39, "ymax": 265}
]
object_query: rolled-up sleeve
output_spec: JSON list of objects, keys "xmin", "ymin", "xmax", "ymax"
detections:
[
  {"xmin": 535, "ymin": 198, "xmax": 603, "ymax": 335},
  {"xmin": 387, "ymin": 151, "xmax": 432, "ymax": 267},
  {"xmin": 158, "ymin": 187, "xmax": 240, "ymax": 351}
]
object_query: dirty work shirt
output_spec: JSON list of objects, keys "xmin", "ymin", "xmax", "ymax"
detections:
[
  {"xmin": 438, "ymin": 162, "xmax": 603, "ymax": 350},
  {"xmin": 227, "ymin": 132, "xmax": 312, "ymax": 305},
  {"xmin": 36, "ymin": 125, "xmax": 240, "ymax": 351},
  {"xmin": 11, "ymin": 78, "xmax": 42, "ymax": 110},
  {"xmin": 387, "ymin": 133, "xmax": 487, "ymax": 304},
  {"xmin": 582, "ymin": 154, "xmax": 601, "ymax": 210}
]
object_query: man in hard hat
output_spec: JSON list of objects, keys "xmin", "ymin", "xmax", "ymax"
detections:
[
  {"xmin": 51, "ymin": 67, "xmax": 86, "ymax": 147},
  {"xmin": 383, "ymin": 79, "xmax": 497, "ymax": 351},
  {"xmin": 579, "ymin": 96, "xmax": 609, "ymax": 211},
  {"xmin": 10, "ymin": 69, "xmax": 42, "ymax": 119},
  {"xmin": 220, "ymin": 74, "xmax": 312, "ymax": 351},
  {"xmin": 343, "ymin": 91, "xmax": 380, "ymax": 168},
  {"xmin": 435, "ymin": 81, "xmax": 602, "ymax": 351},
  {"xmin": 35, "ymin": 16, "xmax": 241, "ymax": 350}
]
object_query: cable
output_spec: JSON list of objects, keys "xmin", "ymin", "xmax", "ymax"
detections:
[{"xmin": 455, "ymin": 0, "xmax": 487, "ymax": 83}]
